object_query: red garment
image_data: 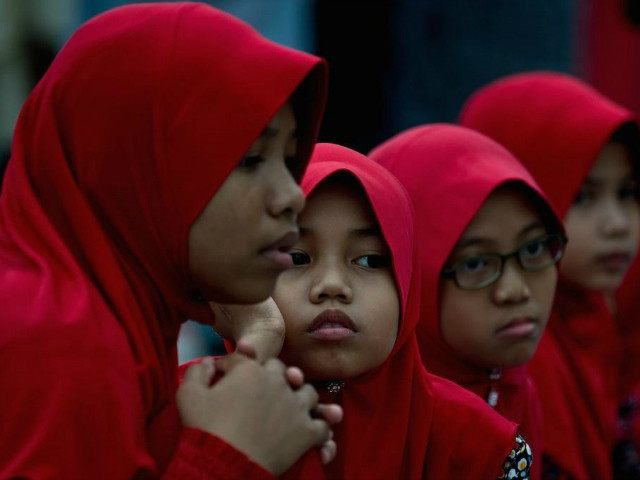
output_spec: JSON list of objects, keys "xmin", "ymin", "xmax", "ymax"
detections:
[
  {"xmin": 283, "ymin": 143, "xmax": 518, "ymax": 479},
  {"xmin": 581, "ymin": 0, "xmax": 640, "ymax": 115},
  {"xmin": 618, "ymin": 259, "xmax": 640, "ymax": 399},
  {"xmin": 460, "ymin": 72, "xmax": 635, "ymax": 479},
  {"xmin": 370, "ymin": 124, "xmax": 562, "ymax": 480},
  {"xmin": 0, "ymin": 3, "xmax": 326, "ymax": 479},
  {"xmin": 616, "ymin": 257, "xmax": 640, "ymax": 449}
]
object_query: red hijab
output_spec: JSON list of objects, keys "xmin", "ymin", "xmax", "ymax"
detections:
[
  {"xmin": 370, "ymin": 124, "xmax": 561, "ymax": 480},
  {"xmin": 285, "ymin": 143, "xmax": 517, "ymax": 480},
  {"xmin": 0, "ymin": 3, "xmax": 326, "ymax": 478},
  {"xmin": 460, "ymin": 71, "xmax": 637, "ymax": 479}
]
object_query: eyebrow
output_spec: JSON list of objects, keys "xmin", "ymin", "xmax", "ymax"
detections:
[
  {"xmin": 455, "ymin": 220, "xmax": 545, "ymax": 249},
  {"xmin": 584, "ymin": 174, "xmax": 636, "ymax": 186},
  {"xmin": 299, "ymin": 225, "xmax": 382, "ymax": 238},
  {"xmin": 260, "ymin": 125, "xmax": 298, "ymax": 140},
  {"xmin": 582, "ymin": 177, "xmax": 604, "ymax": 188},
  {"xmin": 350, "ymin": 226, "xmax": 381, "ymax": 238}
]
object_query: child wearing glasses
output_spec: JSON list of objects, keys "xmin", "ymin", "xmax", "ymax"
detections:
[
  {"xmin": 272, "ymin": 143, "xmax": 533, "ymax": 479},
  {"xmin": 370, "ymin": 124, "xmax": 566, "ymax": 480},
  {"xmin": 460, "ymin": 72, "xmax": 640, "ymax": 480}
]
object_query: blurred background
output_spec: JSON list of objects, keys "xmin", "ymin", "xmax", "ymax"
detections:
[{"xmin": 2, "ymin": 0, "xmax": 639, "ymax": 361}]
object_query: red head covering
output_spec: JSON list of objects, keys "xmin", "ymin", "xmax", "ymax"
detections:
[
  {"xmin": 459, "ymin": 72, "xmax": 637, "ymax": 479},
  {"xmin": 0, "ymin": 3, "xmax": 327, "ymax": 478},
  {"xmin": 285, "ymin": 143, "xmax": 517, "ymax": 480},
  {"xmin": 370, "ymin": 124, "xmax": 561, "ymax": 480}
]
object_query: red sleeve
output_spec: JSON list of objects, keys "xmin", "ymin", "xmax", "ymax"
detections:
[
  {"xmin": 163, "ymin": 428, "xmax": 274, "ymax": 480},
  {"xmin": 0, "ymin": 322, "xmax": 270, "ymax": 479},
  {"xmin": 0, "ymin": 318, "xmax": 157, "ymax": 478}
]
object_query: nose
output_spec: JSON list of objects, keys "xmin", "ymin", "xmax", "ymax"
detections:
[
  {"xmin": 309, "ymin": 260, "xmax": 353, "ymax": 304},
  {"xmin": 599, "ymin": 199, "xmax": 633, "ymax": 238},
  {"xmin": 491, "ymin": 258, "xmax": 531, "ymax": 305},
  {"xmin": 267, "ymin": 163, "xmax": 305, "ymax": 219}
]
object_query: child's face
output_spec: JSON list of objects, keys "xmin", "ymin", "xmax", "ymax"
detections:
[
  {"xmin": 560, "ymin": 142, "xmax": 640, "ymax": 293},
  {"xmin": 273, "ymin": 180, "xmax": 400, "ymax": 381},
  {"xmin": 188, "ymin": 102, "xmax": 305, "ymax": 303},
  {"xmin": 439, "ymin": 187, "xmax": 558, "ymax": 369}
]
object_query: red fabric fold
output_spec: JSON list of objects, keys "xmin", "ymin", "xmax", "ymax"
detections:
[{"xmin": 163, "ymin": 428, "xmax": 274, "ymax": 480}]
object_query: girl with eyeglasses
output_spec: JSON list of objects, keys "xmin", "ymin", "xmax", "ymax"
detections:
[
  {"xmin": 370, "ymin": 124, "xmax": 566, "ymax": 480},
  {"xmin": 460, "ymin": 72, "xmax": 640, "ymax": 480}
]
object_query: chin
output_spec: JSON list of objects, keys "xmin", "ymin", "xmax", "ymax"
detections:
[
  {"xmin": 499, "ymin": 348, "xmax": 537, "ymax": 368},
  {"xmin": 302, "ymin": 362, "xmax": 357, "ymax": 381}
]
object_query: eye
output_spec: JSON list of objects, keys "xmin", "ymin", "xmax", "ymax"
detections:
[
  {"xmin": 353, "ymin": 254, "xmax": 389, "ymax": 269},
  {"xmin": 619, "ymin": 182, "xmax": 640, "ymax": 201},
  {"xmin": 290, "ymin": 251, "xmax": 310, "ymax": 266},
  {"xmin": 573, "ymin": 187, "xmax": 594, "ymax": 205},
  {"xmin": 520, "ymin": 239, "xmax": 545, "ymax": 259},
  {"xmin": 238, "ymin": 155, "xmax": 264, "ymax": 170},
  {"xmin": 458, "ymin": 256, "xmax": 489, "ymax": 273}
]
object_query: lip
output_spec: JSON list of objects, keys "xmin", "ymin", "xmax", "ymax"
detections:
[
  {"xmin": 595, "ymin": 251, "xmax": 633, "ymax": 273},
  {"xmin": 495, "ymin": 316, "xmax": 537, "ymax": 338},
  {"xmin": 306, "ymin": 309, "xmax": 358, "ymax": 341},
  {"xmin": 260, "ymin": 230, "xmax": 299, "ymax": 269}
]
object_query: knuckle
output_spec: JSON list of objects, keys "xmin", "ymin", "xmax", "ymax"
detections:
[
  {"xmin": 300, "ymin": 384, "xmax": 319, "ymax": 406},
  {"xmin": 311, "ymin": 419, "xmax": 330, "ymax": 441},
  {"xmin": 265, "ymin": 358, "xmax": 285, "ymax": 371}
]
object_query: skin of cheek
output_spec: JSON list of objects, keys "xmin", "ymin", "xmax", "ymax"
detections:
[
  {"xmin": 438, "ymin": 267, "xmax": 557, "ymax": 369},
  {"xmin": 275, "ymin": 274, "xmax": 400, "ymax": 381},
  {"xmin": 188, "ymin": 179, "xmax": 261, "ymax": 303},
  {"xmin": 187, "ymin": 102, "xmax": 302, "ymax": 304},
  {"xmin": 560, "ymin": 142, "xmax": 640, "ymax": 294},
  {"xmin": 560, "ymin": 205, "xmax": 640, "ymax": 293},
  {"xmin": 558, "ymin": 209, "xmax": 601, "ymax": 291},
  {"xmin": 188, "ymin": 170, "xmax": 290, "ymax": 304},
  {"xmin": 273, "ymin": 180, "xmax": 401, "ymax": 381}
]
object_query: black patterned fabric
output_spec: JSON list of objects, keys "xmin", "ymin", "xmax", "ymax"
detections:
[{"xmin": 498, "ymin": 434, "xmax": 532, "ymax": 479}]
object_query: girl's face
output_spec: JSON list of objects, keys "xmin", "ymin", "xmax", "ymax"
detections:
[
  {"xmin": 188, "ymin": 102, "xmax": 305, "ymax": 303},
  {"xmin": 439, "ymin": 187, "xmax": 558, "ymax": 369},
  {"xmin": 560, "ymin": 142, "xmax": 640, "ymax": 293},
  {"xmin": 273, "ymin": 180, "xmax": 399, "ymax": 381}
]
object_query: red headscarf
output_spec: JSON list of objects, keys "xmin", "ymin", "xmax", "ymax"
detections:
[
  {"xmin": 0, "ymin": 3, "xmax": 327, "ymax": 478},
  {"xmin": 460, "ymin": 71, "xmax": 637, "ymax": 479},
  {"xmin": 284, "ymin": 143, "xmax": 518, "ymax": 480},
  {"xmin": 582, "ymin": 0, "xmax": 640, "ymax": 115},
  {"xmin": 370, "ymin": 124, "xmax": 562, "ymax": 480}
]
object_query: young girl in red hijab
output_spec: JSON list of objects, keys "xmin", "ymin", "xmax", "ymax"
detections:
[
  {"xmin": 0, "ymin": 3, "xmax": 343, "ymax": 478},
  {"xmin": 272, "ymin": 142, "xmax": 532, "ymax": 479},
  {"xmin": 460, "ymin": 71, "xmax": 640, "ymax": 480},
  {"xmin": 370, "ymin": 124, "xmax": 565, "ymax": 480}
]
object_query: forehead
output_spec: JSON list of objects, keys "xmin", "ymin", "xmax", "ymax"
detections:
[
  {"xmin": 301, "ymin": 179, "xmax": 376, "ymax": 228},
  {"xmin": 589, "ymin": 142, "xmax": 635, "ymax": 180},
  {"xmin": 462, "ymin": 186, "xmax": 543, "ymax": 238},
  {"xmin": 269, "ymin": 102, "xmax": 296, "ymax": 129}
]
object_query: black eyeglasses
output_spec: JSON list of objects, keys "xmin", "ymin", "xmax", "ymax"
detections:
[{"xmin": 441, "ymin": 234, "xmax": 567, "ymax": 290}]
